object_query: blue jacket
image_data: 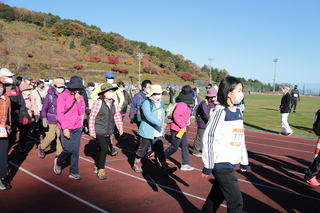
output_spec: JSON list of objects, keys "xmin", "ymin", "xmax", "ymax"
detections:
[{"xmin": 138, "ymin": 98, "xmax": 165, "ymax": 139}]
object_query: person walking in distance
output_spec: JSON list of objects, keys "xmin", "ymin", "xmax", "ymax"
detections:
[
  {"xmin": 290, "ymin": 85, "xmax": 300, "ymax": 113},
  {"xmin": 279, "ymin": 85, "xmax": 293, "ymax": 136},
  {"xmin": 201, "ymin": 76, "xmax": 248, "ymax": 213},
  {"xmin": 54, "ymin": 76, "xmax": 85, "ymax": 180}
]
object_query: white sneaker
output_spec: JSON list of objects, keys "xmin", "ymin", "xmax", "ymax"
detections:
[
  {"xmin": 180, "ymin": 164, "xmax": 194, "ymax": 171},
  {"xmin": 192, "ymin": 152, "xmax": 202, "ymax": 157}
]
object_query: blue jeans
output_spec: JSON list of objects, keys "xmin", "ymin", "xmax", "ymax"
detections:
[
  {"xmin": 164, "ymin": 130, "xmax": 190, "ymax": 165},
  {"xmin": 57, "ymin": 128, "xmax": 81, "ymax": 174}
]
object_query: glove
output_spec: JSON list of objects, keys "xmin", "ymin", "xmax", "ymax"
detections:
[
  {"xmin": 22, "ymin": 118, "xmax": 28, "ymax": 125},
  {"xmin": 42, "ymin": 118, "xmax": 48, "ymax": 128}
]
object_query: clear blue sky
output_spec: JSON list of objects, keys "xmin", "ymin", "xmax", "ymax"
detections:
[{"xmin": 3, "ymin": 0, "xmax": 320, "ymax": 84}]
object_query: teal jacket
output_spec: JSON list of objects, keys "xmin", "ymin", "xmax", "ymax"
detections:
[{"xmin": 138, "ymin": 98, "xmax": 165, "ymax": 139}]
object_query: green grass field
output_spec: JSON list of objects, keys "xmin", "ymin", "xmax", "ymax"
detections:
[{"xmin": 161, "ymin": 92, "xmax": 320, "ymax": 138}]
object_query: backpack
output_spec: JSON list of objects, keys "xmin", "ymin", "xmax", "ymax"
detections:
[
  {"xmin": 313, "ymin": 109, "xmax": 320, "ymax": 136},
  {"xmin": 165, "ymin": 103, "xmax": 177, "ymax": 123},
  {"xmin": 136, "ymin": 98, "xmax": 153, "ymax": 122}
]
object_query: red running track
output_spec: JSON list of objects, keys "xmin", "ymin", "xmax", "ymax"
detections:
[{"xmin": 1, "ymin": 116, "xmax": 319, "ymax": 213}]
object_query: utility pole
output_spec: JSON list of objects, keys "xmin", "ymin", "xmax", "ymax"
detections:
[
  {"xmin": 208, "ymin": 58, "xmax": 214, "ymax": 85},
  {"xmin": 137, "ymin": 53, "xmax": 144, "ymax": 89},
  {"xmin": 273, "ymin": 58, "xmax": 278, "ymax": 92}
]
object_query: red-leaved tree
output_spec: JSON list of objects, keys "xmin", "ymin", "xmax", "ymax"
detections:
[
  {"xmin": 181, "ymin": 72, "xmax": 195, "ymax": 81},
  {"xmin": 108, "ymin": 56, "xmax": 119, "ymax": 64}
]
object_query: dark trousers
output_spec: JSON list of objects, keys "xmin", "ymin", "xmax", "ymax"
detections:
[
  {"xmin": 291, "ymin": 98, "xmax": 298, "ymax": 111},
  {"xmin": 95, "ymin": 135, "xmax": 111, "ymax": 170},
  {"xmin": 193, "ymin": 127, "xmax": 205, "ymax": 154},
  {"xmin": 0, "ymin": 138, "xmax": 9, "ymax": 179},
  {"xmin": 201, "ymin": 168, "xmax": 243, "ymax": 213},
  {"xmin": 18, "ymin": 123, "xmax": 30, "ymax": 149},
  {"xmin": 164, "ymin": 130, "xmax": 190, "ymax": 165},
  {"xmin": 305, "ymin": 155, "xmax": 320, "ymax": 180},
  {"xmin": 136, "ymin": 137, "xmax": 165, "ymax": 163},
  {"xmin": 57, "ymin": 128, "xmax": 81, "ymax": 174}
]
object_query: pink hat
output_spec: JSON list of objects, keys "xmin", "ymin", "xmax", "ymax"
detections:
[
  {"xmin": 206, "ymin": 88, "xmax": 217, "ymax": 97},
  {"xmin": 19, "ymin": 83, "xmax": 31, "ymax": 91}
]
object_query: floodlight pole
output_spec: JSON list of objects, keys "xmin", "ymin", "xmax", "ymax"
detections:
[
  {"xmin": 208, "ymin": 58, "xmax": 214, "ymax": 85},
  {"xmin": 137, "ymin": 53, "xmax": 144, "ymax": 89},
  {"xmin": 273, "ymin": 58, "xmax": 278, "ymax": 92}
]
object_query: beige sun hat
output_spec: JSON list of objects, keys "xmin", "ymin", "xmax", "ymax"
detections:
[{"xmin": 146, "ymin": 84, "xmax": 163, "ymax": 97}]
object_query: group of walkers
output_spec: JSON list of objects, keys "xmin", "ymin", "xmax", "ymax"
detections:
[{"xmin": 1, "ymin": 67, "xmax": 318, "ymax": 212}]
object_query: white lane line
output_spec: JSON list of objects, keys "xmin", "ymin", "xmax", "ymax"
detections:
[
  {"xmin": 246, "ymin": 134, "xmax": 316, "ymax": 146},
  {"xmin": 8, "ymin": 161, "xmax": 109, "ymax": 213}
]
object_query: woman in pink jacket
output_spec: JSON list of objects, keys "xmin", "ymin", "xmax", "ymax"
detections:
[
  {"xmin": 164, "ymin": 85, "xmax": 195, "ymax": 171},
  {"xmin": 18, "ymin": 83, "xmax": 40, "ymax": 153},
  {"xmin": 53, "ymin": 76, "xmax": 85, "ymax": 180}
]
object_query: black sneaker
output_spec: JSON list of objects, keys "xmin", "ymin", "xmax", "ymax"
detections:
[
  {"xmin": 0, "ymin": 177, "xmax": 12, "ymax": 190},
  {"xmin": 163, "ymin": 166, "xmax": 177, "ymax": 176}
]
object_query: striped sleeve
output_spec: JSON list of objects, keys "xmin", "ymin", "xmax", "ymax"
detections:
[
  {"xmin": 89, "ymin": 99, "xmax": 101, "ymax": 136},
  {"xmin": 202, "ymin": 108, "xmax": 224, "ymax": 174}
]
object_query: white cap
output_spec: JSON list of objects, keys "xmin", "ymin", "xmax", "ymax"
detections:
[{"xmin": 0, "ymin": 68, "xmax": 15, "ymax": 77}]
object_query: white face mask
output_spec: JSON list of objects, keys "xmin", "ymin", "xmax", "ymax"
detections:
[
  {"xmin": 230, "ymin": 92, "xmax": 244, "ymax": 104},
  {"xmin": 119, "ymin": 88, "xmax": 124, "ymax": 92},
  {"xmin": 26, "ymin": 80, "xmax": 30, "ymax": 85},
  {"xmin": 145, "ymin": 88, "xmax": 151, "ymax": 94},
  {"xmin": 3, "ymin": 77, "xmax": 13, "ymax": 84},
  {"xmin": 22, "ymin": 90, "xmax": 30, "ymax": 95},
  {"xmin": 89, "ymin": 86, "xmax": 94, "ymax": 91},
  {"xmin": 107, "ymin": 79, "xmax": 114, "ymax": 84},
  {"xmin": 154, "ymin": 94, "xmax": 162, "ymax": 100},
  {"xmin": 56, "ymin": 87, "xmax": 65, "ymax": 93},
  {"xmin": 105, "ymin": 92, "xmax": 114, "ymax": 99}
]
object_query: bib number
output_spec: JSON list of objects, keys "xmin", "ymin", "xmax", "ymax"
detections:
[
  {"xmin": 0, "ymin": 124, "xmax": 8, "ymax": 138},
  {"xmin": 230, "ymin": 128, "xmax": 244, "ymax": 146}
]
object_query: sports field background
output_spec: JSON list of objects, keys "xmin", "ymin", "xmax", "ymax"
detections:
[{"xmin": 161, "ymin": 92, "xmax": 320, "ymax": 138}]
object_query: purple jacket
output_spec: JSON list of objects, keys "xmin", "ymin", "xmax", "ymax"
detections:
[
  {"xmin": 129, "ymin": 91, "xmax": 147, "ymax": 122},
  {"xmin": 57, "ymin": 89, "xmax": 85, "ymax": 130},
  {"xmin": 41, "ymin": 87, "xmax": 59, "ymax": 124},
  {"xmin": 196, "ymin": 99, "xmax": 215, "ymax": 129},
  {"xmin": 170, "ymin": 102, "xmax": 191, "ymax": 132}
]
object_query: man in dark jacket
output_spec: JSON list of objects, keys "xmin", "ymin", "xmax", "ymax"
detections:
[
  {"xmin": 290, "ymin": 85, "xmax": 300, "ymax": 113},
  {"xmin": 279, "ymin": 86, "xmax": 293, "ymax": 136}
]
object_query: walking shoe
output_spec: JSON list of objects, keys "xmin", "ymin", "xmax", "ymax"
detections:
[
  {"xmin": 97, "ymin": 169, "xmax": 107, "ymax": 180},
  {"xmin": 0, "ymin": 177, "xmax": 11, "ymax": 190},
  {"xmin": 69, "ymin": 173, "xmax": 82, "ymax": 180},
  {"xmin": 133, "ymin": 161, "xmax": 143, "ymax": 173},
  {"xmin": 306, "ymin": 177, "xmax": 320, "ymax": 186},
  {"xmin": 287, "ymin": 131, "xmax": 294, "ymax": 136},
  {"xmin": 146, "ymin": 151, "xmax": 155, "ymax": 158},
  {"xmin": 111, "ymin": 150, "xmax": 118, "ymax": 156},
  {"xmin": 192, "ymin": 152, "xmax": 202, "ymax": 157},
  {"xmin": 180, "ymin": 164, "xmax": 195, "ymax": 171},
  {"xmin": 19, "ymin": 147, "xmax": 27, "ymax": 153},
  {"xmin": 38, "ymin": 145, "xmax": 45, "ymax": 159},
  {"xmin": 93, "ymin": 165, "xmax": 98, "ymax": 174},
  {"xmin": 53, "ymin": 157, "xmax": 62, "ymax": 175},
  {"xmin": 163, "ymin": 166, "xmax": 177, "ymax": 176}
]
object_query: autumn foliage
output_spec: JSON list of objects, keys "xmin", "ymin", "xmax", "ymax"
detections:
[
  {"xmin": 107, "ymin": 56, "xmax": 119, "ymax": 64},
  {"xmin": 181, "ymin": 72, "xmax": 195, "ymax": 81},
  {"xmin": 112, "ymin": 66, "xmax": 129, "ymax": 73}
]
